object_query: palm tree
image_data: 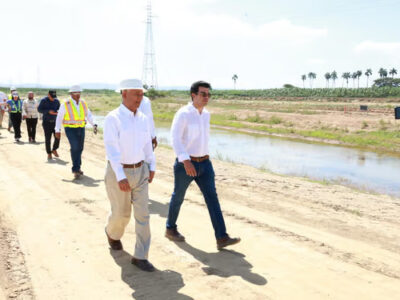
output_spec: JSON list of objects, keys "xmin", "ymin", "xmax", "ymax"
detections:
[
  {"xmin": 389, "ymin": 68, "xmax": 397, "ymax": 78},
  {"xmin": 356, "ymin": 70, "xmax": 362, "ymax": 88},
  {"xmin": 365, "ymin": 69, "xmax": 372, "ymax": 88},
  {"xmin": 232, "ymin": 74, "xmax": 238, "ymax": 89},
  {"xmin": 308, "ymin": 72, "xmax": 316, "ymax": 88},
  {"xmin": 301, "ymin": 75, "xmax": 307, "ymax": 88},
  {"xmin": 324, "ymin": 72, "xmax": 331, "ymax": 88},
  {"xmin": 331, "ymin": 71, "xmax": 338, "ymax": 88},
  {"xmin": 342, "ymin": 72, "xmax": 351, "ymax": 88},
  {"xmin": 378, "ymin": 68, "xmax": 388, "ymax": 78},
  {"xmin": 351, "ymin": 72, "xmax": 358, "ymax": 88}
]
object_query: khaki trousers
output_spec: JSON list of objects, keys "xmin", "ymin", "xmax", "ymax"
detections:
[{"xmin": 105, "ymin": 162, "xmax": 151, "ymax": 259}]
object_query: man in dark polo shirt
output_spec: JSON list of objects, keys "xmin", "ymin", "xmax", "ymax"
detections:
[{"xmin": 38, "ymin": 90, "xmax": 61, "ymax": 160}]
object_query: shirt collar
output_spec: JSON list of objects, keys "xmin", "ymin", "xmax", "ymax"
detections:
[
  {"xmin": 188, "ymin": 101, "xmax": 208, "ymax": 114},
  {"xmin": 119, "ymin": 103, "xmax": 140, "ymax": 117}
]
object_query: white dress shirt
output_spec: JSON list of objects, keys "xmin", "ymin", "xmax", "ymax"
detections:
[
  {"xmin": 55, "ymin": 98, "xmax": 95, "ymax": 132},
  {"xmin": 171, "ymin": 102, "xmax": 210, "ymax": 162},
  {"xmin": 22, "ymin": 99, "xmax": 39, "ymax": 118},
  {"xmin": 139, "ymin": 96, "xmax": 156, "ymax": 139},
  {"xmin": 103, "ymin": 104, "xmax": 156, "ymax": 181}
]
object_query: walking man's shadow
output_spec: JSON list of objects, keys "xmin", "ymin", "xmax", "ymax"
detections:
[
  {"xmin": 149, "ymin": 199, "xmax": 169, "ymax": 218},
  {"xmin": 47, "ymin": 157, "xmax": 68, "ymax": 165},
  {"xmin": 175, "ymin": 242, "xmax": 267, "ymax": 286},
  {"xmin": 109, "ymin": 249, "xmax": 193, "ymax": 299},
  {"xmin": 62, "ymin": 175, "xmax": 103, "ymax": 187},
  {"xmin": 148, "ymin": 199, "xmax": 267, "ymax": 286}
]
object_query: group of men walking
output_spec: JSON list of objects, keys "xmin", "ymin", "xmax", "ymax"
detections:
[
  {"xmin": 0, "ymin": 85, "xmax": 97, "ymax": 179},
  {"xmin": 103, "ymin": 79, "xmax": 240, "ymax": 272},
  {"xmin": 1, "ymin": 79, "xmax": 240, "ymax": 273}
]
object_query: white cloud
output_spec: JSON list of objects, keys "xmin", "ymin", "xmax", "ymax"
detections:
[{"xmin": 354, "ymin": 41, "xmax": 400, "ymax": 55}]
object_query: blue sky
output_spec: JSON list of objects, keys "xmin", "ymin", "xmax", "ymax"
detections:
[{"xmin": 1, "ymin": 0, "xmax": 399, "ymax": 89}]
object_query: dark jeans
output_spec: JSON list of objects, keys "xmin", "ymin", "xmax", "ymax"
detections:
[
  {"xmin": 64, "ymin": 127, "xmax": 85, "ymax": 173},
  {"xmin": 26, "ymin": 118, "xmax": 38, "ymax": 140},
  {"xmin": 166, "ymin": 158, "xmax": 227, "ymax": 239},
  {"xmin": 43, "ymin": 121, "xmax": 59, "ymax": 154},
  {"xmin": 8, "ymin": 113, "xmax": 12, "ymax": 129},
  {"xmin": 10, "ymin": 112, "xmax": 22, "ymax": 139}
]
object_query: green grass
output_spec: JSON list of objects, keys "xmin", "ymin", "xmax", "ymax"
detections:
[{"xmin": 5, "ymin": 86, "xmax": 398, "ymax": 155}]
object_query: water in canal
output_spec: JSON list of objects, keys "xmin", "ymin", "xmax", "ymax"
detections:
[{"xmin": 93, "ymin": 116, "xmax": 400, "ymax": 198}]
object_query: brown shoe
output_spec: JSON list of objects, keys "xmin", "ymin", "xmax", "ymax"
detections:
[
  {"xmin": 52, "ymin": 150, "xmax": 59, "ymax": 157},
  {"xmin": 47, "ymin": 154, "xmax": 52, "ymax": 160},
  {"xmin": 165, "ymin": 228, "xmax": 185, "ymax": 242},
  {"xmin": 105, "ymin": 229, "xmax": 123, "ymax": 250},
  {"xmin": 73, "ymin": 172, "xmax": 81, "ymax": 179},
  {"xmin": 131, "ymin": 258, "xmax": 155, "ymax": 272},
  {"xmin": 217, "ymin": 235, "xmax": 241, "ymax": 250}
]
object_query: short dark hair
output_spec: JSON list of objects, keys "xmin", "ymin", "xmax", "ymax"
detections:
[{"xmin": 190, "ymin": 81, "xmax": 212, "ymax": 99}]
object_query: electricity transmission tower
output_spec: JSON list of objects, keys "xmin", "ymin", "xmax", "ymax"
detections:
[{"xmin": 142, "ymin": 0, "xmax": 158, "ymax": 89}]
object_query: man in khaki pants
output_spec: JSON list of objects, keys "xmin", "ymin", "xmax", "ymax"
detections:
[{"xmin": 103, "ymin": 79, "xmax": 156, "ymax": 272}]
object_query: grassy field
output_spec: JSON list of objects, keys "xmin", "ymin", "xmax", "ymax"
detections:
[{"xmin": 2, "ymin": 86, "xmax": 400, "ymax": 155}]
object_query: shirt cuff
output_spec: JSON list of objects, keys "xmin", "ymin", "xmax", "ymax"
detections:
[
  {"xmin": 111, "ymin": 163, "xmax": 126, "ymax": 181},
  {"xmin": 177, "ymin": 153, "xmax": 190, "ymax": 162}
]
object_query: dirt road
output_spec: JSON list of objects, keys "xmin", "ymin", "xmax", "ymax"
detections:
[{"xmin": 0, "ymin": 123, "xmax": 399, "ymax": 299}]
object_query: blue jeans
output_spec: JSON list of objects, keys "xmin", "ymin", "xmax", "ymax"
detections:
[
  {"xmin": 166, "ymin": 158, "xmax": 227, "ymax": 239},
  {"xmin": 64, "ymin": 127, "xmax": 85, "ymax": 172}
]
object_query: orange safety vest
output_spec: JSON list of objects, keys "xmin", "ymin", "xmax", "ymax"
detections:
[{"xmin": 62, "ymin": 99, "xmax": 88, "ymax": 128}]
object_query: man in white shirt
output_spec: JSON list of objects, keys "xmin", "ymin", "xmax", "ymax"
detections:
[
  {"xmin": 55, "ymin": 85, "xmax": 97, "ymax": 179},
  {"xmin": 165, "ymin": 81, "xmax": 241, "ymax": 250},
  {"xmin": 103, "ymin": 79, "xmax": 156, "ymax": 272},
  {"xmin": 139, "ymin": 96, "xmax": 157, "ymax": 150}
]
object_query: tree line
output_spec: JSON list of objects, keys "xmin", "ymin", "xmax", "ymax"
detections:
[{"xmin": 301, "ymin": 68, "xmax": 398, "ymax": 89}]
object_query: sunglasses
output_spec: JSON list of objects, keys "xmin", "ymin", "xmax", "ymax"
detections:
[{"xmin": 196, "ymin": 91, "xmax": 212, "ymax": 98}]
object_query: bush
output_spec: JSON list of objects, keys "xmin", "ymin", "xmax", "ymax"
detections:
[{"xmin": 145, "ymin": 88, "xmax": 169, "ymax": 100}]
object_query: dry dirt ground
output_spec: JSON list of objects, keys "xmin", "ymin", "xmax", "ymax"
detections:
[
  {"xmin": 208, "ymin": 99, "xmax": 399, "ymax": 133},
  {"xmin": 0, "ymin": 120, "xmax": 400, "ymax": 299}
]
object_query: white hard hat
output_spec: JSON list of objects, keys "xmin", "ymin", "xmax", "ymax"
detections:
[
  {"xmin": 69, "ymin": 85, "xmax": 83, "ymax": 93},
  {"xmin": 116, "ymin": 79, "xmax": 147, "ymax": 93},
  {"xmin": 10, "ymin": 86, "xmax": 16, "ymax": 91}
]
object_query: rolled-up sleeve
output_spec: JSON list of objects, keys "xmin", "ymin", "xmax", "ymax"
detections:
[
  {"xmin": 86, "ymin": 105, "xmax": 95, "ymax": 127},
  {"xmin": 140, "ymin": 97, "xmax": 156, "ymax": 138},
  {"xmin": 144, "ymin": 119, "xmax": 156, "ymax": 171},
  {"xmin": 103, "ymin": 115, "xmax": 126, "ymax": 181},
  {"xmin": 171, "ymin": 111, "xmax": 190, "ymax": 162},
  {"xmin": 55, "ymin": 104, "xmax": 66, "ymax": 133}
]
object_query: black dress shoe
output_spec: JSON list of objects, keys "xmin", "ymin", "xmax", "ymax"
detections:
[
  {"xmin": 217, "ymin": 235, "xmax": 241, "ymax": 250},
  {"xmin": 165, "ymin": 227, "xmax": 185, "ymax": 242},
  {"xmin": 131, "ymin": 258, "xmax": 155, "ymax": 272},
  {"xmin": 105, "ymin": 229, "xmax": 123, "ymax": 250}
]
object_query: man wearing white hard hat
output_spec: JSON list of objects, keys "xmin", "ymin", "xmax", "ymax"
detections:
[
  {"xmin": 103, "ymin": 79, "xmax": 156, "ymax": 272},
  {"xmin": 55, "ymin": 85, "xmax": 97, "ymax": 179}
]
